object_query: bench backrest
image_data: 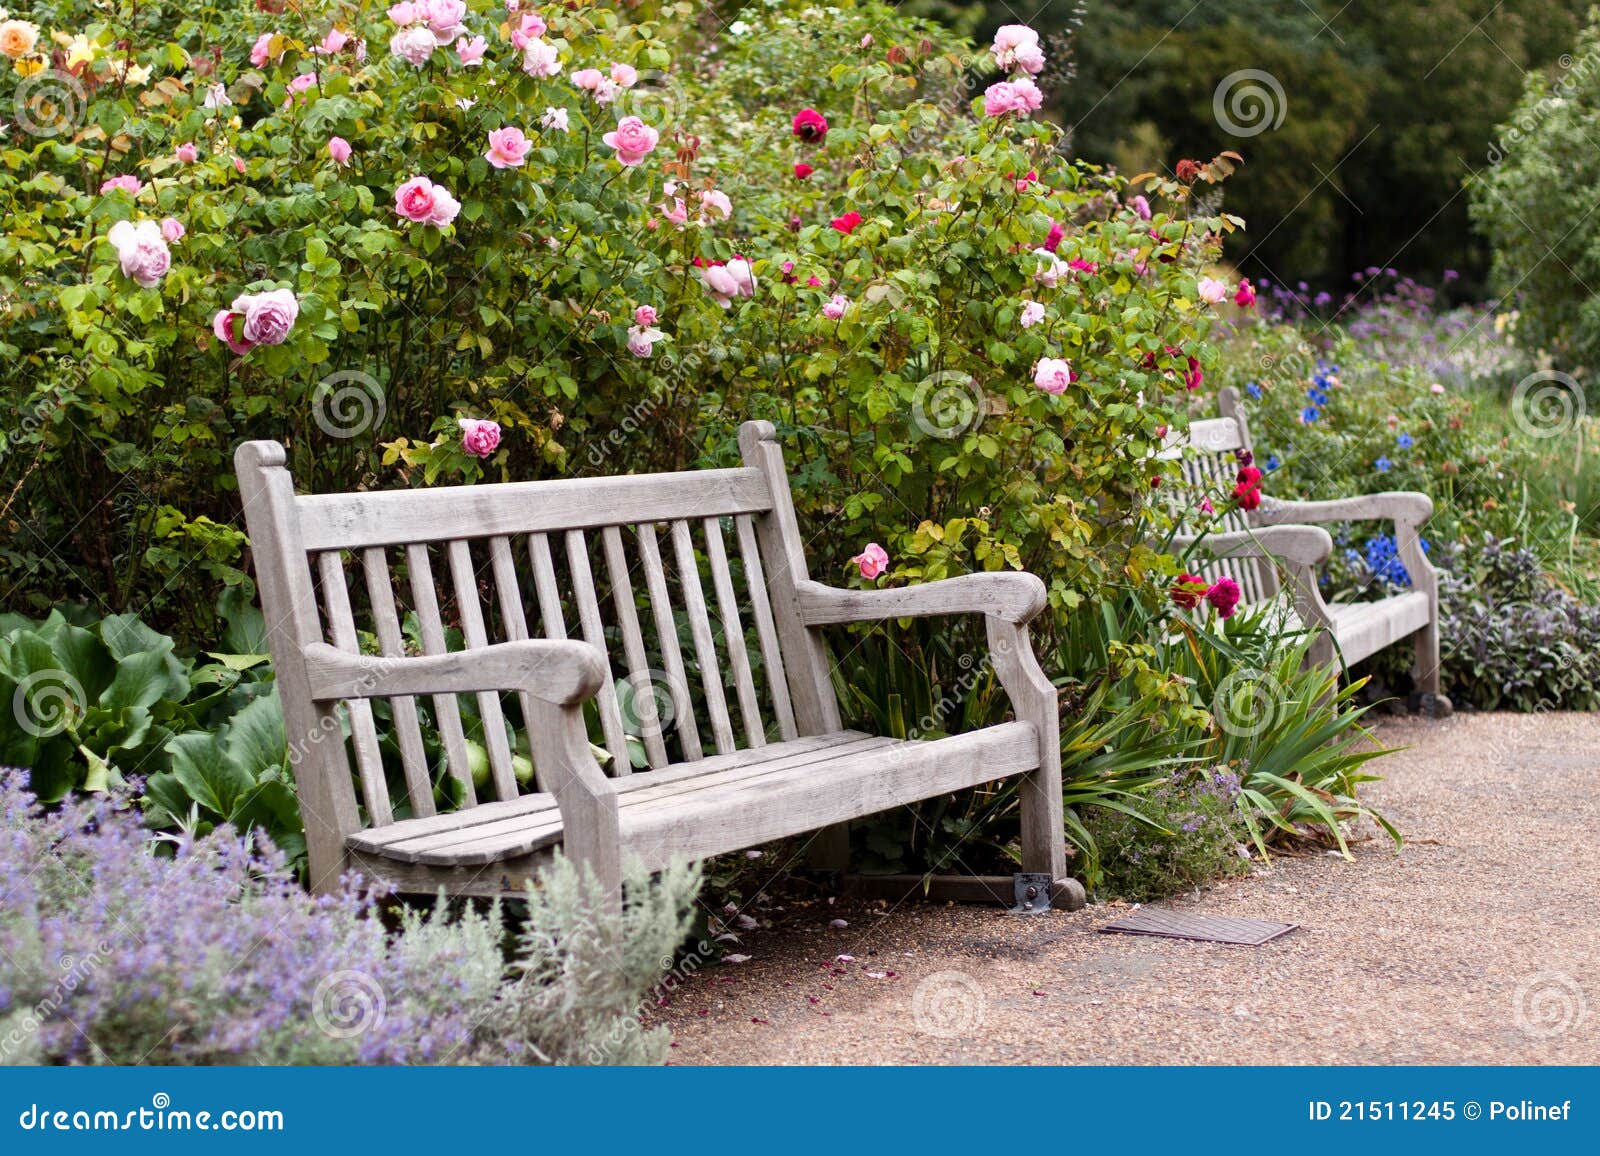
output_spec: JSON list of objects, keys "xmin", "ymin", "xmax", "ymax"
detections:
[
  {"xmin": 236, "ymin": 421, "xmax": 841, "ymax": 869},
  {"xmin": 1161, "ymin": 386, "xmax": 1281, "ymax": 603}
]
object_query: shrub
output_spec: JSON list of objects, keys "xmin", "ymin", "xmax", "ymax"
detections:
[
  {"xmin": 1080, "ymin": 766, "xmax": 1252, "ymax": 902},
  {"xmin": 0, "ymin": 774, "xmax": 699, "ymax": 1065}
]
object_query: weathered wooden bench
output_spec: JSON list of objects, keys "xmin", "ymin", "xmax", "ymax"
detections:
[
  {"xmin": 1165, "ymin": 386, "xmax": 1449, "ymax": 714},
  {"xmin": 236, "ymin": 421, "xmax": 1070, "ymax": 907}
]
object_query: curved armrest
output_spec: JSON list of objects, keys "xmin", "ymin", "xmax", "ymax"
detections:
[
  {"xmin": 1257, "ymin": 491, "xmax": 1433, "ymax": 527},
  {"xmin": 1173, "ymin": 524, "xmax": 1334, "ymax": 567},
  {"xmin": 794, "ymin": 572, "xmax": 1047, "ymax": 626},
  {"xmin": 304, "ymin": 639, "xmax": 607, "ymax": 706}
]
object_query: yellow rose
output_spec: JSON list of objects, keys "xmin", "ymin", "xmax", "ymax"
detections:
[
  {"xmin": 0, "ymin": 18, "xmax": 39, "ymax": 59},
  {"xmin": 62, "ymin": 33, "xmax": 95, "ymax": 70},
  {"xmin": 12, "ymin": 52, "xmax": 43, "ymax": 77}
]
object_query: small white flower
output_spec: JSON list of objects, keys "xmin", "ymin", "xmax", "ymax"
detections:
[{"xmin": 540, "ymin": 106, "xmax": 569, "ymax": 133}]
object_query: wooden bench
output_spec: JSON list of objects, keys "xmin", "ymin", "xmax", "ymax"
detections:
[
  {"xmin": 1165, "ymin": 387, "xmax": 1450, "ymax": 714},
  {"xmin": 236, "ymin": 421, "xmax": 1071, "ymax": 907}
]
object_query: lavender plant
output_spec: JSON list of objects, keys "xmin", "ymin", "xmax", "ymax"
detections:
[
  {"xmin": 1080, "ymin": 767, "xmax": 1252, "ymax": 902},
  {"xmin": 0, "ymin": 774, "xmax": 699, "ymax": 1066}
]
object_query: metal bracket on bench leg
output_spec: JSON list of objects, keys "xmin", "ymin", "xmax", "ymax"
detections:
[{"xmin": 1009, "ymin": 872, "xmax": 1054, "ymax": 915}]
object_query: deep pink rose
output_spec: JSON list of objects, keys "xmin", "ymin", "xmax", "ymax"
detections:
[
  {"xmin": 792, "ymin": 108, "xmax": 828, "ymax": 143},
  {"xmin": 851, "ymin": 543, "xmax": 889, "ymax": 580},
  {"xmin": 394, "ymin": 175, "xmax": 460, "ymax": 227},
  {"xmin": 459, "ymin": 417, "xmax": 501, "ymax": 458},
  {"xmin": 633, "ymin": 305, "xmax": 658, "ymax": 326},
  {"xmin": 213, "ymin": 309, "xmax": 253, "ymax": 355},
  {"xmin": 1205, "ymin": 578, "xmax": 1242, "ymax": 619}
]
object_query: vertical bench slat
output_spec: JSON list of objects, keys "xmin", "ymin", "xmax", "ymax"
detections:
[
  {"xmin": 671, "ymin": 519, "xmax": 736, "ymax": 756},
  {"xmin": 735, "ymin": 513, "xmax": 797, "ymax": 741},
  {"xmin": 405, "ymin": 542, "xmax": 478, "ymax": 807},
  {"xmin": 636, "ymin": 523, "xmax": 703, "ymax": 762},
  {"xmin": 602, "ymin": 526, "xmax": 669, "ymax": 769},
  {"xmin": 361, "ymin": 547, "xmax": 434, "ymax": 818},
  {"xmin": 527, "ymin": 532, "xmax": 567, "ymax": 640},
  {"xmin": 488, "ymin": 535, "xmax": 541, "ymax": 792},
  {"xmin": 703, "ymin": 516, "xmax": 766, "ymax": 748},
  {"xmin": 448, "ymin": 539, "xmax": 519, "ymax": 801},
  {"xmin": 565, "ymin": 529, "xmax": 632, "ymax": 775},
  {"xmin": 315, "ymin": 551, "xmax": 394, "ymax": 827}
]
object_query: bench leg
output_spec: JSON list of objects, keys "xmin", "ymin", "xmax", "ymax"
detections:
[
  {"xmin": 1413, "ymin": 618, "xmax": 1441, "ymax": 695},
  {"xmin": 807, "ymin": 822, "xmax": 851, "ymax": 869}
]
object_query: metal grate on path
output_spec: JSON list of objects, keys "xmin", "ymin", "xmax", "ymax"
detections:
[{"xmin": 1097, "ymin": 909, "xmax": 1299, "ymax": 946}]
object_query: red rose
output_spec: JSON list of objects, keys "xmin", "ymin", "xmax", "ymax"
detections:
[
  {"xmin": 794, "ymin": 162, "xmax": 814, "ymax": 179},
  {"xmin": 792, "ymin": 108, "xmax": 829, "ymax": 144},
  {"xmin": 1234, "ymin": 465, "xmax": 1263, "ymax": 510},
  {"xmin": 830, "ymin": 210, "xmax": 863, "ymax": 234},
  {"xmin": 1171, "ymin": 574, "xmax": 1208, "ymax": 609},
  {"xmin": 1175, "ymin": 158, "xmax": 1201, "ymax": 182}
]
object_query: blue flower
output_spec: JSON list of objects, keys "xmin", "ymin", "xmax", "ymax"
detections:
[
  {"xmin": 1363, "ymin": 534, "xmax": 1411, "ymax": 587},
  {"xmin": 1420, "ymin": 537, "xmax": 1430, "ymax": 554},
  {"xmin": 1264, "ymin": 453, "xmax": 1281, "ymax": 471},
  {"xmin": 1308, "ymin": 387, "xmax": 1330, "ymax": 406},
  {"xmin": 1245, "ymin": 382, "xmax": 1262, "ymax": 400},
  {"xmin": 1302, "ymin": 406, "xmax": 1320, "ymax": 423},
  {"xmin": 1396, "ymin": 432, "xmax": 1414, "ymax": 449},
  {"xmin": 1375, "ymin": 456, "xmax": 1393, "ymax": 472}
]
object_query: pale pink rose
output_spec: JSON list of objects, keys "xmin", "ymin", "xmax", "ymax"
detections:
[
  {"xmin": 821, "ymin": 293, "xmax": 848, "ymax": 321},
  {"xmin": 593, "ymin": 77, "xmax": 621, "ymax": 104},
  {"xmin": 420, "ymin": 0, "xmax": 467, "ymax": 44},
  {"xmin": 204, "ymin": 83, "xmax": 231, "ymax": 110},
  {"xmin": 1034, "ymin": 357, "xmax": 1072, "ymax": 395},
  {"xmin": 174, "ymin": 142, "xmax": 199, "ymax": 163},
  {"xmin": 212, "ymin": 310, "xmax": 253, "ymax": 355},
  {"xmin": 250, "ymin": 32, "xmax": 277, "ymax": 69},
  {"xmin": 315, "ymin": 28, "xmax": 350, "ymax": 55},
  {"xmin": 521, "ymin": 38, "xmax": 561, "ymax": 77},
  {"xmin": 1430, "ymin": 383, "xmax": 1446, "ymax": 394},
  {"xmin": 327, "ymin": 136, "xmax": 352, "ymax": 165},
  {"xmin": 571, "ymin": 67, "xmax": 604, "ymax": 90},
  {"xmin": 633, "ymin": 305, "xmax": 657, "ymax": 326},
  {"xmin": 485, "ymin": 126, "xmax": 531, "ymax": 168},
  {"xmin": 283, "ymin": 72, "xmax": 317, "ymax": 106},
  {"xmin": 1011, "ymin": 76, "xmax": 1043, "ymax": 111},
  {"xmin": 459, "ymin": 417, "xmax": 501, "ymax": 459},
  {"xmin": 701, "ymin": 259, "xmax": 756, "ymax": 307},
  {"xmin": 851, "ymin": 543, "xmax": 889, "ymax": 580},
  {"xmin": 100, "ymin": 175, "xmax": 143, "ymax": 198},
  {"xmin": 1032, "ymin": 248, "xmax": 1065, "ymax": 287},
  {"xmin": 662, "ymin": 197, "xmax": 688, "ymax": 226},
  {"xmin": 238, "ymin": 288, "xmax": 299, "ymax": 345},
  {"xmin": 602, "ymin": 116, "xmax": 658, "ymax": 166},
  {"xmin": 610, "ymin": 62, "xmax": 637, "ymax": 87},
  {"xmin": 1019, "ymin": 300, "xmax": 1045, "ymax": 328},
  {"xmin": 106, "ymin": 220, "xmax": 171, "ymax": 288},
  {"xmin": 456, "ymin": 35, "xmax": 486, "ymax": 65},
  {"xmin": 389, "ymin": 24, "xmax": 436, "ymax": 67},
  {"xmin": 511, "ymin": 12, "xmax": 548, "ymax": 48},
  {"xmin": 388, "ymin": 2, "xmax": 421, "ymax": 25},
  {"xmin": 394, "ymin": 176, "xmax": 459, "ymax": 227},
  {"xmin": 541, "ymin": 106, "xmax": 569, "ymax": 132},
  {"xmin": 626, "ymin": 324, "xmax": 663, "ymax": 357},
  {"xmin": 991, "ymin": 24, "xmax": 1042, "ymax": 73},
  {"xmin": 160, "ymin": 217, "xmax": 185, "ymax": 243},
  {"xmin": 1197, "ymin": 276, "xmax": 1229, "ymax": 304},
  {"xmin": 1013, "ymin": 42, "xmax": 1046, "ymax": 75},
  {"xmin": 698, "ymin": 189, "xmax": 732, "ymax": 220}
]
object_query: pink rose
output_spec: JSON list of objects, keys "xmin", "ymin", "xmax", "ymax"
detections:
[
  {"xmin": 1234, "ymin": 278, "xmax": 1256, "ymax": 307},
  {"xmin": 821, "ymin": 293, "xmax": 849, "ymax": 321},
  {"xmin": 394, "ymin": 176, "xmax": 460, "ymax": 227},
  {"xmin": 1019, "ymin": 300, "xmax": 1045, "ymax": 329},
  {"xmin": 1033, "ymin": 357, "xmax": 1072, "ymax": 395},
  {"xmin": 159, "ymin": 217, "xmax": 185, "ymax": 243},
  {"xmin": 456, "ymin": 35, "xmax": 486, "ymax": 65},
  {"xmin": 1011, "ymin": 77, "xmax": 1043, "ymax": 111},
  {"xmin": 626, "ymin": 324, "xmax": 663, "ymax": 357},
  {"xmin": 459, "ymin": 417, "xmax": 501, "ymax": 459},
  {"xmin": 851, "ymin": 543, "xmax": 889, "ymax": 580},
  {"xmin": 571, "ymin": 68, "xmax": 604, "ymax": 90},
  {"xmin": 283, "ymin": 72, "xmax": 317, "ymax": 106},
  {"xmin": 250, "ymin": 32, "xmax": 277, "ymax": 69},
  {"xmin": 1032, "ymin": 248, "xmax": 1065, "ymax": 287},
  {"xmin": 485, "ymin": 126, "xmax": 531, "ymax": 168},
  {"xmin": 328, "ymin": 136, "xmax": 352, "ymax": 165},
  {"xmin": 610, "ymin": 62, "xmax": 637, "ymax": 87},
  {"xmin": 633, "ymin": 305, "xmax": 658, "ymax": 326},
  {"xmin": 174, "ymin": 142, "xmax": 198, "ymax": 163},
  {"xmin": 602, "ymin": 116, "xmax": 659, "ymax": 166},
  {"xmin": 698, "ymin": 189, "xmax": 732, "ymax": 220},
  {"xmin": 521, "ymin": 38, "xmax": 561, "ymax": 77},
  {"xmin": 1430, "ymin": 383, "xmax": 1446, "ymax": 394},
  {"xmin": 99, "ymin": 175, "xmax": 143, "ymax": 198},
  {"xmin": 1205, "ymin": 577, "xmax": 1242, "ymax": 619},
  {"xmin": 315, "ymin": 28, "xmax": 350, "ymax": 55},
  {"xmin": 1197, "ymin": 276, "xmax": 1228, "ymax": 304},
  {"xmin": 1131, "ymin": 194, "xmax": 1152, "ymax": 220},
  {"xmin": 421, "ymin": 0, "xmax": 467, "ymax": 44},
  {"xmin": 984, "ymin": 82, "xmax": 1022, "ymax": 117},
  {"xmin": 238, "ymin": 288, "xmax": 299, "ymax": 346},
  {"xmin": 991, "ymin": 25, "xmax": 1043, "ymax": 74},
  {"xmin": 213, "ymin": 310, "xmax": 253, "ymax": 355},
  {"xmin": 700, "ymin": 259, "xmax": 755, "ymax": 308},
  {"xmin": 106, "ymin": 220, "xmax": 171, "ymax": 289},
  {"xmin": 389, "ymin": 24, "xmax": 436, "ymax": 67},
  {"xmin": 511, "ymin": 12, "xmax": 548, "ymax": 48},
  {"xmin": 388, "ymin": 2, "xmax": 421, "ymax": 24}
]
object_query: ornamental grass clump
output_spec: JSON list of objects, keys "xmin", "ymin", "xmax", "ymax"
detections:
[{"xmin": 0, "ymin": 773, "xmax": 699, "ymax": 1066}]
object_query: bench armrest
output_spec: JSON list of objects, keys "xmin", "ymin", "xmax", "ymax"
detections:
[
  {"xmin": 1256, "ymin": 491, "xmax": 1433, "ymax": 527},
  {"xmin": 794, "ymin": 572, "xmax": 1047, "ymax": 627},
  {"xmin": 304, "ymin": 638, "xmax": 606, "ymax": 706}
]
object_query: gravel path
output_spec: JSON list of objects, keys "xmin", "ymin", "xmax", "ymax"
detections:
[{"xmin": 655, "ymin": 713, "xmax": 1600, "ymax": 1064}]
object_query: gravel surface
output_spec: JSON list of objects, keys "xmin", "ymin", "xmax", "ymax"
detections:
[{"xmin": 655, "ymin": 713, "xmax": 1600, "ymax": 1064}]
